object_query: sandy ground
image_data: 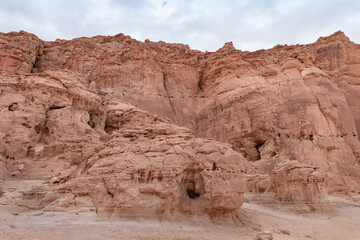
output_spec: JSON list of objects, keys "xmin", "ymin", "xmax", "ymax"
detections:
[
  {"xmin": 0, "ymin": 194, "xmax": 359, "ymax": 240},
  {"xmin": 0, "ymin": 180, "xmax": 360, "ymax": 239}
]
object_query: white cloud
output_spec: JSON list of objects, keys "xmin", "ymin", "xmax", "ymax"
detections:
[
  {"xmin": 275, "ymin": 0, "xmax": 310, "ymax": 15},
  {"xmin": 0, "ymin": 0, "xmax": 359, "ymax": 51}
]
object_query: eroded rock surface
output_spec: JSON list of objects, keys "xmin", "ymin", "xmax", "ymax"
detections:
[
  {"xmin": 1, "ymin": 30, "xmax": 360, "ymax": 219},
  {"xmin": 270, "ymin": 161, "xmax": 328, "ymax": 209},
  {"xmin": 0, "ymin": 31, "xmax": 42, "ymax": 74},
  {"xmin": 54, "ymin": 101, "xmax": 247, "ymax": 218},
  {"xmin": 0, "ymin": 64, "xmax": 247, "ymax": 218},
  {"xmin": 24, "ymin": 30, "xmax": 360, "ymax": 192}
]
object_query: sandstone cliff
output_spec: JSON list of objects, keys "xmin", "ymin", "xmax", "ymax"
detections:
[{"xmin": 0, "ymin": 30, "xmax": 360, "ymax": 219}]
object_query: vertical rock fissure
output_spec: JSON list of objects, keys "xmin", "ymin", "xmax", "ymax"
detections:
[
  {"xmin": 163, "ymin": 72, "xmax": 180, "ymax": 125},
  {"xmin": 197, "ymin": 70, "xmax": 204, "ymax": 92},
  {"xmin": 30, "ymin": 49, "xmax": 41, "ymax": 73}
]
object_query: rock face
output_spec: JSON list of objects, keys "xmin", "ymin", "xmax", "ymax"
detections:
[
  {"xmin": 313, "ymin": 32, "xmax": 360, "ymax": 139},
  {"xmin": 246, "ymin": 160, "xmax": 328, "ymax": 211},
  {"xmin": 270, "ymin": 161, "xmax": 328, "ymax": 209},
  {"xmin": 0, "ymin": 31, "xmax": 42, "ymax": 74},
  {"xmin": 0, "ymin": 62, "xmax": 247, "ymax": 218},
  {"xmin": 62, "ymin": 115, "xmax": 246, "ymax": 217},
  {"xmin": 55, "ymin": 101, "xmax": 247, "ymax": 217},
  {"xmin": 0, "ymin": 30, "xmax": 360, "ymax": 218}
]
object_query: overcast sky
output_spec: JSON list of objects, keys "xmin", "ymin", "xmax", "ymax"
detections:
[{"xmin": 1, "ymin": 0, "xmax": 359, "ymax": 51}]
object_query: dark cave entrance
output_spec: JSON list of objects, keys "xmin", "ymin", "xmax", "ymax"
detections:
[{"xmin": 186, "ymin": 189, "xmax": 200, "ymax": 199}]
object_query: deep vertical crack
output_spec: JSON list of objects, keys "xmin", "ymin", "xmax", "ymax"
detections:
[
  {"xmin": 30, "ymin": 50, "xmax": 41, "ymax": 73},
  {"xmin": 163, "ymin": 72, "xmax": 180, "ymax": 125},
  {"xmin": 197, "ymin": 70, "xmax": 204, "ymax": 92}
]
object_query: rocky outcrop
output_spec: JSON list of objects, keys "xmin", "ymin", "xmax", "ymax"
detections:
[
  {"xmin": 270, "ymin": 161, "xmax": 328, "ymax": 210},
  {"xmin": 58, "ymin": 107, "xmax": 247, "ymax": 217},
  {"xmin": 311, "ymin": 31, "xmax": 360, "ymax": 140},
  {"xmin": 22, "ymin": 30, "xmax": 360, "ymax": 193},
  {"xmin": 195, "ymin": 35, "xmax": 360, "ymax": 193},
  {"xmin": 246, "ymin": 160, "xmax": 328, "ymax": 211},
  {"xmin": 0, "ymin": 67, "xmax": 247, "ymax": 218},
  {"xmin": 0, "ymin": 69, "xmax": 105, "ymax": 192},
  {"xmin": 0, "ymin": 31, "xmax": 42, "ymax": 74},
  {"xmin": 1, "ymin": 30, "xmax": 360, "ymax": 219}
]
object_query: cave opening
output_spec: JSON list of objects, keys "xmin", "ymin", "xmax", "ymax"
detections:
[
  {"xmin": 212, "ymin": 163, "xmax": 217, "ymax": 171},
  {"xmin": 104, "ymin": 118, "xmax": 115, "ymax": 133},
  {"xmin": 186, "ymin": 189, "xmax": 200, "ymax": 199},
  {"xmin": 253, "ymin": 140, "xmax": 266, "ymax": 161},
  {"xmin": 184, "ymin": 176, "xmax": 201, "ymax": 199},
  {"xmin": 255, "ymin": 141, "xmax": 265, "ymax": 155},
  {"xmin": 88, "ymin": 114, "xmax": 95, "ymax": 128},
  {"xmin": 88, "ymin": 119, "xmax": 95, "ymax": 128},
  {"xmin": 255, "ymin": 142, "xmax": 264, "ymax": 153},
  {"xmin": 8, "ymin": 103, "xmax": 18, "ymax": 111}
]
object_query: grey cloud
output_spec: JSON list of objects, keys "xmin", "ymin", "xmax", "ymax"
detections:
[{"xmin": 0, "ymin": 0, "xmax": 359, "ymax": 51}]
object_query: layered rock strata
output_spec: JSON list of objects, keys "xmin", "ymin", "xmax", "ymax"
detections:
[
  {"xmin": 1, "ymin": 30, "xmax": 360, "ymax": 218},
  {"xmin": 24, "ymin": 30, "xmax": 360, "ymax": 192},
  {"xmin": 0, "ymin": 69, "xmax": 247, "ymax": 218}
]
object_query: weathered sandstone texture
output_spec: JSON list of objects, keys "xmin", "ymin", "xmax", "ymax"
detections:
[
  {"xmin": 0, "ymin": 67, "xmax": 247, "ymax": 218},
  {"xmin": 0, "ymin": 30, "xmax": 360, "ymax": 218},
  {"xmin": 57, "ymin": 100, "xmax": 247, "ymax": 217},
  {"xmin": 270, "ymin": 160, "xmax": 328, "ymax": 209}
]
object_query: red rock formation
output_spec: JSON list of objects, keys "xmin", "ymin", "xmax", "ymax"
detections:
[
  {"xmin": 0, "ymin": 31, "xmax": 42, "ymax": 74},
  {"xmin": 1, "ymin": 30, "xmax": 360, "ymax": 218},
  {"xmin": 269, "ymin": 160, "xmax": 328, "ymax": 210},
  {"xmin": 54, "ymin": 101, "xmax": 247, "ymax": 218},
  {"xmin": 0, "ymin": 67, "xmax": 247, "ymax": 218},
  {"xmin": 311, "ymin": 31, "xmax": 360, "ymax": 140}
]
